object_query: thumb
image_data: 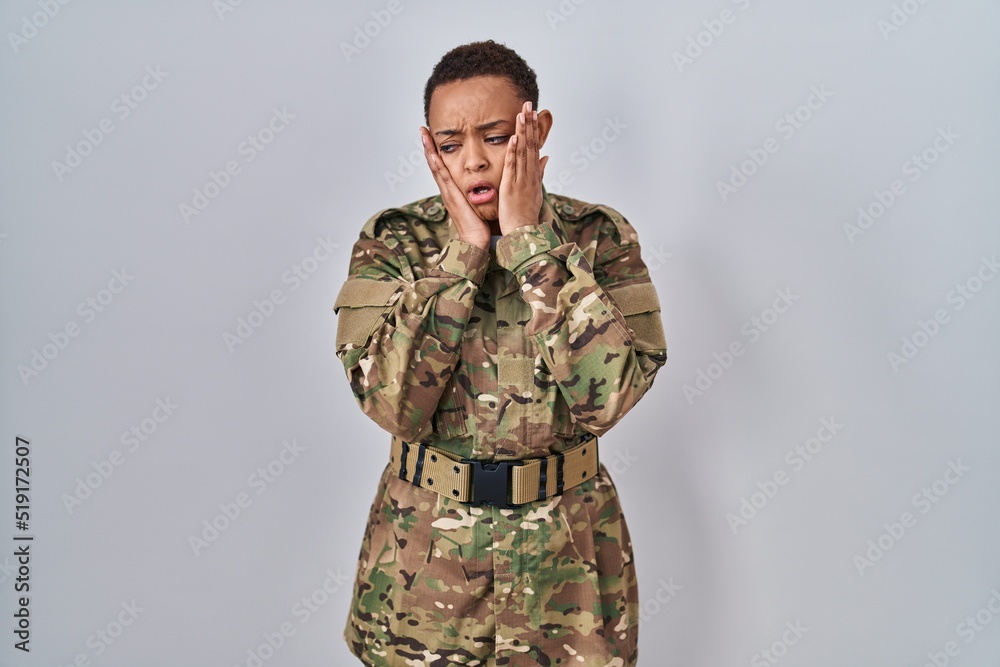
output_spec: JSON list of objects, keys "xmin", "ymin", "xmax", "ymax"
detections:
[{"xmin": 540, "ymin": 155, "xmax": 549, "ymax": 181}]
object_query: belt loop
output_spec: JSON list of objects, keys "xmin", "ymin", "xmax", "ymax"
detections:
[
  {"xmin": 537, "ymin": 456, "xmax": 548, "ymax": 501},
  {"xmin": 555, "ymin": 451, "xmax": 565, "ymax": 496},
  {"xmin": 412, "ymin": 443, "xmax": 427, "ymax": 486},
  {"xmin": 399, "ymin": 441, "xmax": 410, "ymax": 481}
]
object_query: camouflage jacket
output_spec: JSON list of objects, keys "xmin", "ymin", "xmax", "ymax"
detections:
[{"xmin": 333, "ymin": 186, "xmax": 667, "ymax": 666}]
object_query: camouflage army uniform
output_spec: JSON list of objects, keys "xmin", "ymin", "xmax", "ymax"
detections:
[{"xmin": 333, "ymin": 185, "xmax": 667, "ymax": 666}]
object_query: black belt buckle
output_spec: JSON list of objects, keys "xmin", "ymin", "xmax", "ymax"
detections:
[{"xmin": 461, "ymin": 458, "xmax": 524, "ymax": 510}]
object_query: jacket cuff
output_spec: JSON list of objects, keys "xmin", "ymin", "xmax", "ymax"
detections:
[
  {"xmin": 495, "ymin": 221, "xmax": 563, "ymax": 273},
  {"xmin": 434, "ymin": 237, "xmax": 490, "ymax": 286}
]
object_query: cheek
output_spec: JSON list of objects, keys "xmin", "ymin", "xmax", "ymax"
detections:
[{"xmin": 440, "ymin": 151, "xmax": 461, "ymax": 168}]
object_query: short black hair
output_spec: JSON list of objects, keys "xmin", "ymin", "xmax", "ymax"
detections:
[{"xmin": 423, "ymin": 39, "xmax": 539, "ymax": 126}]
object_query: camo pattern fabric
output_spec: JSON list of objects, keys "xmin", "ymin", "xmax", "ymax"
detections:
[{"xmin": 333, "ymin": 186, "xmax": 668, "ymax": 666}]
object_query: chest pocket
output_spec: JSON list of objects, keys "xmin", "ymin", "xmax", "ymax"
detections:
[
  {"xmin": 496, "ymin": 283, "xmax": 578, "ymax": 438},
  {"xmin": 540, "ymin": 357, "xmax": 577, "ymax": 437},
  {"xmin": 498, "ymin": 351, "xmax": 577, "ymax": 438},
  {"xmin": 433, "ymin": 369, "xmax": 469, "ymax": 439}
]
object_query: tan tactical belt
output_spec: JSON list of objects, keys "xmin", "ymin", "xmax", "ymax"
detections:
[{"xmin": 389, "ymin": 434, "xmax": 599, "ymax": 509}]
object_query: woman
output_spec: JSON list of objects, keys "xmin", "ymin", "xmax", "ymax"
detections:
[{"xmin": 333, "ymin": 39, "xmax": 667, "ymax": 667}]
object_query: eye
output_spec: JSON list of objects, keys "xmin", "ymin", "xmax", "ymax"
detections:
[
  {"xmin": 487, "ymin": 135, "xmax": 509, "ymax": 145},
  {"xmin": 439, "ymin": 143, "xmax": 458, "ymax": 154}
]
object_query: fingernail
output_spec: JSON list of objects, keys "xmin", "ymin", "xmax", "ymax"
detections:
[{"xmin": 533, "ymin": 110, "xmax": 537, "ymax": 120}]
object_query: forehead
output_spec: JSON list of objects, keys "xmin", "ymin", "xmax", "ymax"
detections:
[{"xmin": 428, "ymin": 75, "xmax": 522, "ymax": 127}]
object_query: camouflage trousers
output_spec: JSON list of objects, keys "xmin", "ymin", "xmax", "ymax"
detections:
[{"xmin": 344, "ymin": 461, "xmax": 640, "ymax": 666}]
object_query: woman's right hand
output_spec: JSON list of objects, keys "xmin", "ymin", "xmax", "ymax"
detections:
[{"xmin": 420, "ymin": 126, "xmax": 491, "ymax": 250}]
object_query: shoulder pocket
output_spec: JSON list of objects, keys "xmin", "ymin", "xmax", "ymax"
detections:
[
  {"xmin": 607, "ymin": 281, "xmax": 666, "ymax": 352},
  {"xmin": 333, "ymin": 276, "xmax": 405, "ymax": 348}
]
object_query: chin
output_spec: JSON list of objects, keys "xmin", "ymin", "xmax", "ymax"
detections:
[{"xmin": 475, "ymin": 204, "xmax": 498, "ymax": 217}]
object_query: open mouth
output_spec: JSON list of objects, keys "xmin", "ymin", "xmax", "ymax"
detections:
[{"xmin": 467, "ymin": 181, "xmax": 497, "ymax": 205}]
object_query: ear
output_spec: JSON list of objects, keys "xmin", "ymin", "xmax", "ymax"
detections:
[{"xmin": 536, "ymin": 109, "xmax": 553, "ymax": 149}]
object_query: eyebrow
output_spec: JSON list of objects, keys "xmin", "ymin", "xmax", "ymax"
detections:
[{"xmin": 434, "ymin": 119, "xmax": 509, "ymax": 137}]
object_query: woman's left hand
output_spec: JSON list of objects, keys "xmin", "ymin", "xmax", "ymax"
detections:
[{"xmin": 498, "ymin": 100, "xmax": 549, "ymax": 235}]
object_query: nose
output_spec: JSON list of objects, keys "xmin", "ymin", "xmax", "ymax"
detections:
[{"xmin": 463, "ymin": 140, "xmax": 488, "ymax": 173}]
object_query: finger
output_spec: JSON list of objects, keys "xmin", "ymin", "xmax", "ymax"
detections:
[
  {"xmin": 420, "ymin": 128, "xmax": 464, "ymax": 207},
  {"xmin": 540, "ymin": 155, "xmax": 549, "ymax": 183},
  {"xmin": 503, "ymin": 131, "xmax": 517, "ymax": 188},
  {"xmin": 526, "ymin": 106, "xmax": 538, "ymax": 180},
  {"xmin": 516, "ymin": 104, "xmax": 527, "ymax": 183},
  {"xmin": 420, "ymin": 128, "xmax": 454, "ymax": 189},
  {"xmin": 420, "ymin": 127, "xmax": 439, "ymax": 170},
  {"xmin": 420, "ymin": 127, "xmax": 448, "ymax": 187},
  {"xmin": 434, "ymin": 157, "xmax": 461, "ymax": 199}
]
